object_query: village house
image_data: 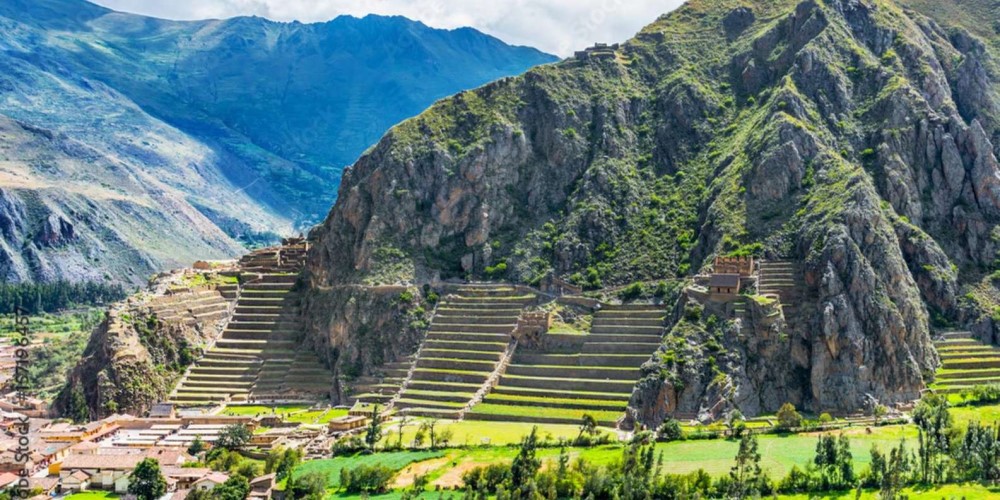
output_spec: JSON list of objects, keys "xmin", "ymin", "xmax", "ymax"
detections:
[
  {"xmin": 249, "ymin": 473, "xmax": 275, "ymax": 499},
  {"xmin": 0, "ymin": 394, "xmax": 48, "ymax": 418},
  {"xmin": 327, "ymin": 415, "xmax": 367, "ymax": 433},
  {"xmin": 192, "ymin": 472, "xmax": 230, "ymax": 491},
  {"xmin": 709, "ymin": 274, "xmax": 741, "ymax": 295},
  {"xmin": 57, "ymin": 447, "xmax": 193, "ymax": 493},
  {"xmin": 162, "ymin": 466, "xmax": 213, "ymax": 490}
]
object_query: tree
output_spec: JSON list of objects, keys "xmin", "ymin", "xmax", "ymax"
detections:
[
  {"xmin": 813, "ymin": 434, "xmax": 854, "ymax": 490},
  {"xmin": 212, "ymin": 476, "xmax": 251, "ymax": 500},
  {"xmin": 509, "ymin": 427, "xmax": 542, "ymax": 490},
  {"xmin": 777, "ymin": 402, "xmax": 803, "ymax": 430},
  {"xmin": 340, "ymin": 464, "xmax": 395, "ymax": 494},
  {"xmin": 657, "ymin": 418, "xmax": 683, "ymax": 442},
  {"xmin": 127, "ymin": 458, "xmax": 167, "ymax": 500},
  {"xmin": 187, "ymin": 435, "xmax": 206, "ymax": 456},
  {"xmin": 365, "ymin": 405, "xmax": 382, "ymax": 451},
  {"xmin": 217, "ymin": 423, "xmax": 252, "ymax": 451},
  {"xmin": 879, "ymin": 442, "xmax": 912, "ymax": 500},
  {"xmin": 265, "ymin": 447, "xmax": 302, "ymax": 481},
  {"xmin": 288, "ymin": 471, "xmax": 327, "ymax": 500},
  {"xmin": 873, "ymin": 404, "xmax": 889, "ymax": 425},
  {"xmin": 577, "ymin": 414, "xmax": 599, "ymax": 444},
  {"xmin": 397, "ymin": 414, "xmax": 411, "ymax": 449},
  {"xmin": 235, "ymin": 460, "xmax": 262, "ymax": 481},
  {"xmin": 912, "ymin": 394, "xmax": 953, "ymax": 484},
  {"xmin": 726, "ymin": 409, "xmax": 747, "ymax": 438},
  {"xmin": 66, "ymin": 386, "xmax": 89, "ymax": 424},
  {"xmin": 729, "ymin": 433, "xmax": 764, "ymax": 500},
  {"xmin": 419, "ymin": 420, "xmax": 439, "ymax": 449}
]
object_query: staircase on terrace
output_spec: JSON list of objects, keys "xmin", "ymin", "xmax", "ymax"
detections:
[
  {"xmin": 931, "ymin": 331, "xmax": 1000, "ymax": 395},
  {"xmin": 758, "ymin": 260, "xmax": 810, "ymax": 329},
  {"xmin": 169, "ymin": 242, "xmax": 333, "ymax": 406},
  {"xmin": 465, "ymin": 303, "xmax": 666, "ymax": 427},
  {"xmin": 360, "ymin": 284, "xmax": 534, "ymax": 420}
]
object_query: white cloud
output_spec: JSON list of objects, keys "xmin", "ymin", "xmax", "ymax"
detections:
[{"xmin": 89, "ymin": 0, "xmax": 684, "ymax": 56}]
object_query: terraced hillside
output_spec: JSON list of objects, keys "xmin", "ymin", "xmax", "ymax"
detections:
[
  {"xmin": 758, "ymin": 260, "xmax": 812, "ymax": 330},
  {"xmin": 467, "ymin": 303, "xmax": 665, "ymax": 426},
  {"xmin": 361, "ymin": 285, "xmax": 534, "ymax": 419},
  {"xmin": 170, "ymin": 242, "xmax": 332, "ymax": 406},
  {"xmin": 147, "ymin": 289, "xmax": 231, "ymax": 327},
  {"xmin": 932, "ymin": 331, "xmax": 1000, "ymax": 395}
]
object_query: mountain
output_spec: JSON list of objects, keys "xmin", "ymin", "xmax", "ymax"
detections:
[
  {"xmin": 0, "ymin": 0, "xmax": 556, "ymax": 284},
  {"xmin": 304, "ymin": 0, "xmax": 1000, "ymax": 420}
]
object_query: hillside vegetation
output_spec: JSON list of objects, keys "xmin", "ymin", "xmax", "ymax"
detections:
[{"xmin": 307, "ymin": 0, "xmax": 1000, "ymax": 416}]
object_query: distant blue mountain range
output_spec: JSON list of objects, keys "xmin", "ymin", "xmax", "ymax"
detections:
[{"xmin": 0, "ymin": 0, "xmax": 556, "ymax": 283}]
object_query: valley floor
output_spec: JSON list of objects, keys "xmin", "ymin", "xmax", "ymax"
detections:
[{"xmin": 280, "ymin": 402, "xmax": 1000, "ymax": 499}]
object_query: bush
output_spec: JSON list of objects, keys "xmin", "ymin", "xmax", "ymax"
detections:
[
  {"xmin": 340, "ymin": 464, "xmax": 395, "ymax": 494},
  {"xmin": 619, "ymin": 282, "xmax": 645, "ymax": 301},
  {"xmin": 288, "ymin": 471, "xmax": 326, "ymax": 499},
  {"xmin": 216, "ymin": 424, "xmax": 251, "ymax": 451},
  {"xmin": 462, "ymin": 463, "xmax": 511, "ymax": 491},
  {"xmin": 658, "ymin": 418, "xmax": 684, "ymax": 442},
  {"xmin": 776, "ymin": 403, "xmax": 802, "ymax": 430}
]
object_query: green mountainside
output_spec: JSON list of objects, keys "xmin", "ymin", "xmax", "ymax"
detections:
[
  {"xmin": 0, "ymin": 0, "xmax": 555, "ymax": 283},
  {"xmin": 307, "ymin": 0, "xmax": 1000, "ymax": 417}
]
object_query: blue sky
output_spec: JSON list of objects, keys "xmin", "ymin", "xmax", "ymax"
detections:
[{"xmin": 89, "ymin": 0, "xmax": 686, "ymax": 56}]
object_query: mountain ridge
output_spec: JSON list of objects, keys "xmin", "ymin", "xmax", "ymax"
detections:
[
  {"xmin": 302, "ymin": 0, "xmax": 1000, "ymax": 420},
  {"xmin": 0, "ymin": 0, "xmax": 557, "ymax": 283}
]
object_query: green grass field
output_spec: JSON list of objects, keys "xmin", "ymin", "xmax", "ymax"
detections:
[
  {"xmin": 222, "ymin": 404, "xmax": 312, "ymax": 416},
  {"xmin": 468, "ymin": 403, "xmax": 622, "ymax": 423},
  {"xmin": 64, "ymin": 492, "xmax": 119, "ymax": 500},
  {"xmin": 949, "ymin": 403, "xmax": 1000, "ymax": 428},
  {"xmin": 292, "ymin": 451, "xmax": 445, "ymax": 488},
  {"xmin": 380, "ymin": 419, "xmax": 604, "ymax": 447},
  {"xmin": 777, "ymin": 483, "xmax": 1000, "ymax": 498}
]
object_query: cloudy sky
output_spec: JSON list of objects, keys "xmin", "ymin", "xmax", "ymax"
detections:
[{"xmin": 89, "ymin": 0, "xmax": 685, "ymax": 56}]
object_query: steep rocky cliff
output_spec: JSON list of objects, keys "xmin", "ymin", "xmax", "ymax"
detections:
[
  {"xmin": 307, "ymin": 0, "xmax": 1000, "ymax": 421},
  {"xmin": 300, "ymin": 285, "xmax": 431, "ymax": 402},
  {"xmin": 54, "ymin": 275, "xmax": 230, "ymax": 418}
]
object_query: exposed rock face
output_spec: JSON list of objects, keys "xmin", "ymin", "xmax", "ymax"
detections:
[
  {"xmin": 307, "ymin": 0, "xmax": 1000, "ymax": 424},
  {"xmin": 54, "ymin": 308, "xmax": 215, "ymax": 418},
  {"xmin": 300, "ymin": 285, "xmax": 430, "ymax": 403}
]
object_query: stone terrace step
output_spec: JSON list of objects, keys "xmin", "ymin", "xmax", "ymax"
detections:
[
  {"xmin": 594, "ymin": 310, "xmax": 665, "ymax": 319},
  {"xmin": 416, "ymin": 358, "xmax": 498, "ymax": 371},
  {"xmin": 428, "ymin": 323, "xmax": 515, "ymax": 334},
  {"xmin": 582, "ymin": 342, "xmax": 660, "ymax": 354},
  {"xmin": 425, "ymin": 332, "xmax": 511, "ymax": 343},
  {"xmin": 421, "ymin": 348, "xmax": 502, "ymax": 361},
  {"xmin": 484, "ymin": 385, "xmax": 633, "ymax": 401},
  {"xmin": 591, "ymin": 317, "xmax": 664, "ymax": 327},
  {"xmin": 434, "ymin": 316, "xmax": 519, "ymax": 326},
  {"xmin": 411, "ymin": 369, "xmax": 491, "ymax": 384},
  {"xmin": 498, "ymin": 374, "xmax": 636, "ymax": 393},
  {"xmin": 423, "ymin": 340, "xmax": 508, "ymax": 352},
  {"xmin": 514, "ymin": 353, "xmax": 651, "ymax": 367},
  {"xmin": 505, "ymin": 364, "xmax": 640, "ymax": 380},
  {"xmin": 406, "ymin": 380, "xmax": 484, "ymax": 393},
  {"xmin": 435, "ymin": 307, "xmax": 524, "ymax": 317}
]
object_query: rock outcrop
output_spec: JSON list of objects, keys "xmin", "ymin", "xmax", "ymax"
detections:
[{"xmin": 306, "ymin": 0, "xmax": 1000, "ymax": 424}]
